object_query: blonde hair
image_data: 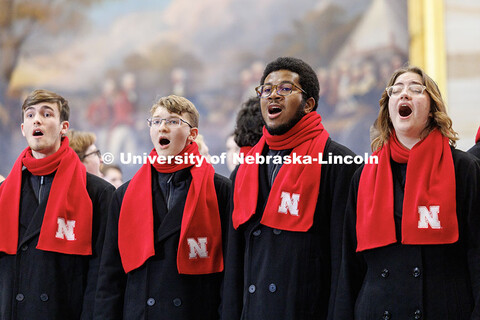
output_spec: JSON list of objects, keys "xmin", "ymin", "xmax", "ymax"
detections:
[
  {"xmin": 150, "ymin": 95, "xmax": 199, "ymax": 127},
  {"xmin": 67, "ymin": 129, "xmax": 96, "ymax": 159},
  {"xmin": 371, "ymin": 65, "xmax": 458, "ymax": 151}
]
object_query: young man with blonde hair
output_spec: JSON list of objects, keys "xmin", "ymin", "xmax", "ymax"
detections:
[{"xmin": 94, "ymin": 95, "xmax": 231, "ymax": 319}]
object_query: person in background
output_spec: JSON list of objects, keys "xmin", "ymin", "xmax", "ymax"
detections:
[
  {"xmin": 227, "ymin": 96, "xmax": 264, "ymax": 179},
  {"xmin": 222, "ymin": 57, "xmax": 358, "ymax": 319},
  {"xmin": 195, "ymin": 133, "xmax": 212, "ymax": 163},
  {"xmin": 225, "ymin": 134, "xmax": 240, "ymax": 173},
  {"xmin": 233, "ymin": 96, "xmax": 264, "ymax": 156},
  {"xmin": 94, "ymin": 95, "xmax": 231, "ymax": 320},
  {"xmin": 467, "ymin": 125, "xmax": 480, "ymax": 158},
  {"xmin": 100, "ymin": 164, "xmax": 123, "ymax": 189},
  {"xmin": 0, "ymin": 89, "xmax": 114, "ymax": 319},
  {"xmin": 67, "ymin": 129, "xmax": 103, "ymax": 177},
  {"xmin": 333, "ymin": 66, "xmax": 480, "ymax": 319}
]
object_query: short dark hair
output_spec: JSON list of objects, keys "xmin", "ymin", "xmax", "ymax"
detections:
[
  {"xmin": 22, "ymin": 89, "xmax": 70, "ymax": 122},
  {"xmin": 234, "ymin": 97, "xmax": 264, "ymax": 147},
  {"xmin": 260, "ymin": 57, "xmax": 319, "ymax": 111}
]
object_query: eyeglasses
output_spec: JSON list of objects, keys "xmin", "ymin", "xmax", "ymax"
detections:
[
  {"xmin": 386, "ymin": 84, "xmax": 427, "ymax": 97},
  {"xmin": 147, "ymin": 118, "xmax": 193, "ymax": 128},
  {"xmin": 255, "ymin": 82, "xmax": 307, "ymax": 98},
  {"xmin": 81, "ymin": 149, "xmax": 101, "ymax": 160}
]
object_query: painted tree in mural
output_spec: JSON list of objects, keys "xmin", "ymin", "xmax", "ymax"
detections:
[{"xmin": 0, "ymin": 0, "xmax": 107, "ymax": 107}]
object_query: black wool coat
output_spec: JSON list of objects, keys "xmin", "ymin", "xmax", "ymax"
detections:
[
  {"xmin": 94, "ymin": 169, "xmax": 231, "ymax": 320},
  {"xmin": 0, "ymin": 170, "xmax": 114, "ymax": 320},
  {"xmin": 468, "ymin": 141, "xmax": 480, "ymax": 159},
  {"xmin": 221, "ymin": 138, "xmax": 358, "ymax": 320},
  {"xmin": 332, "ymin": 148, "xmax": 480, "ymax": 319}
]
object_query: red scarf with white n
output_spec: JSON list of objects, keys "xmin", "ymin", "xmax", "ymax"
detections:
[
  {"xmin": 356, "ymin": 129, "xmax": 457, "ymax": 251},
  {"xmin": 476, "ymin": 126, "xmax": 480, "ymax": 143},
  {"xmin": 0, "ymin": 137, "xmax": 93, "ymax": 255},
  {"xmin": 232, "ymin": 112, "xmax": 329, "ymax": 231},
  {"xmin": 118, "ymin": 142, "xmax": 223, "ymax": 274}
]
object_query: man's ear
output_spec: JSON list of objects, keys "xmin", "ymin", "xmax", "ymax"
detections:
[
  {"xmin": 21, "ymin": 123, "xmax": 25, "ymax": 137},
  {"xmin": 303, "ymin": 97, "xmax": 315, "ymax": 114},
  {"xmin": 60, "ymin": 121, "xmax": 70, "ymax": 136},
  {"xmin": 188, "ymin": 127, "xmax": 198, "ymax": 143}
]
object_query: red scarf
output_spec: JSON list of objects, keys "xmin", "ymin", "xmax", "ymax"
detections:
[
  {"xmin": 232, "ymin": 112, "xmax": 329, "ymax": 231},
  {"xmin": 476, "ymin": 126, "xmax": 480, "ymax": 143},
  {"xmin": 118, "ymin": 142, "xmax": 223, "ymax": 274},
  {"xmin": 356, "ymin": 129, "xmax": 457, "ymax": 251},
  {"xmin": 239, "ymin": 146, "xmax": 252, "ymax": 157},
  {"xmin": 0, "ymin": 137, "xmax": 93, "ymax": 255}
]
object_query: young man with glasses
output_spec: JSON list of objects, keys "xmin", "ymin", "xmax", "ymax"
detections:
[
  {"xmin": 222, "ymin": 57, "xmax": 359, "ymax": 319},
  {"xmin": 94, "ymin": 95, "xmax": 231, "ymax": 319},
  {"xmin": 0, "ymin": 89, "xmax": 115, "ymax": 319}
]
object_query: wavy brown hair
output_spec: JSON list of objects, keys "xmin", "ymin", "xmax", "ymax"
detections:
[{"xmin": 371, "ymin": 65, "xmax": 458, "ymax": 151}]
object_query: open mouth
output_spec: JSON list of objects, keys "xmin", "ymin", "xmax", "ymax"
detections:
[
  {"xmin": 33, "ymin": 129, "xmax": 44, "ymax": 137},
  {"xmin": 399, "ymin": 105, "xmax": 412, "ymax": 117},
  {"xmin": 160, "ymin": 138, "xmax": 170, "ymax": 146},
  {"xmin": 268, "ymin": 105, "xmax": 282, "ymax": 115}
]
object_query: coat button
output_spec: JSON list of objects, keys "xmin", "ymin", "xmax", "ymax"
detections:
[
  {"xmin": 253, "ymin": 229, "xmax": 261, "ymax": 236},
  {"xmin": 382, "ymin": 310, "xmax": 391, "ymax": 320},
  {"xmin": 40, "ymin": 293, "xmax": 49, "ymax": 302},
  {"xmin": 413, "ymin": 267, "xmax": 421, "ymax": 278},
  {"xmin": 381, "ymin": 268, "xmax": 389, "ymax": 278},
  {"xmin": 21, "ymin": 245, "xmax": 28, "ymax": 251},
  {"xmin": 414, "ymin": 309, "xmax": 422, "ymax": 319},
  {"xmin": 146, "ymin": 298, "xmax": 155, "ymax": 306},
  {"xmin": 248, "ymin": 284, "xmax": 256, "ymax": 293},
  {"xmin": 268, "ymin": 283, "xmax": 277, "ymax": 293},
  {"xmin": 173, "ymin": 298, "xmax": 182, "ymax": 307},
  {"xmin": 273, "ymin": 229, "xmax": 282, "ymax": 235},
  {"xmin": 16, "ymin": 293, "xmax": 24, "ymax": 302}
]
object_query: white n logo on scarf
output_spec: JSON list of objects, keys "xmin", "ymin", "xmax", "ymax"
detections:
[
  {"xmin": 278, "ymin": 192, "xmax": 300, "ymax": 216},
  {"xmin": 55, "ymin": 217, "xmax": 76, "ymax": 240},
  {"xmin": 187, "ymin": 237, "xmax": 209, "ymax": 259},
  {"xmin": 418, "ymin": 206, "xmax": 441, "ymax": 229}
]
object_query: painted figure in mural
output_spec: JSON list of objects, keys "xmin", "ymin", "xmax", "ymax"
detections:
[
  {"xmin": 0, "ymin": 89, "xmax": 114, "ymax": 319},
  {"xmin": 108, "ymin": 72, "xmax": 138, "ymax": 160},
  {"xmin": 87, "ymin": 78, "xmax": 116, "ymax": 150},
  {"xmin": 333, "ymin": 66, "xmax": 480, "ymax": 319},
  {"xmin": 222, "ymin": 57, "xmax": 359, "ymax": 319},
  {"xmin": 94, "ymin": 95, "xmax": 231, "ymax": 320},
  {"xmin": 467, "ymin": 126, "xmax": 480, "ymax": 159},
  {"xmin": 67, "ymin": 129, "xmax": 103, "ymax": 178}
]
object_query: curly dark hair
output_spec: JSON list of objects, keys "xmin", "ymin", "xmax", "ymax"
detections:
[
  {"xmin": 260, "ymin": 57, "xmax": 319, "ymax": 111},
  {"xmin": 233, "ymin": 96, "xmax": 264, "ymax": 147}
]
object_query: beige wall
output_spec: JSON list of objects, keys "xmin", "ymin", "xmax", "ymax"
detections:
[{"xmin": 445, "ymin": 0, "xmax": 480, "ymax": 150}]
